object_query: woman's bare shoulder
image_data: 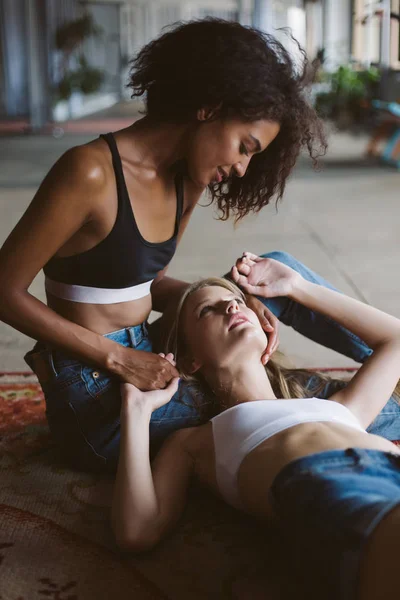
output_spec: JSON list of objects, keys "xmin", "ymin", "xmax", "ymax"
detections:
[{"xmin": 52, "ymin": 137, "xmax": 112, "ymax": 189}]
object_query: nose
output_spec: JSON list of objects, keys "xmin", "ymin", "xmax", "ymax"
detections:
[
  {"xmin": 233, "ymin": 156, "xmax": 251, "ymax": 178},
  {"xmin": 226, "ymin": 298, "xmax": 240, "ymax": 314}
]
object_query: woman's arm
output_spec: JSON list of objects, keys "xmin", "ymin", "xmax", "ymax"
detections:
[
  {"xmin": 233, "ymin": 253, "xmax": 400, "ymax": 428},
  {"xmin": 111, "ymin": 374, "xmax": 194, "ymax": 552},
  {"xmin": 292, "ymin": 278, "xmax": 400, "ymax": 427},
  {"xmin": 0, "ymin": 146, "xmax": 177, "ymax": 389}
]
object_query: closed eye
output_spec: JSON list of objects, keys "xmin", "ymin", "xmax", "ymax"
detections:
[
  {"xmin": 199, "ymin": 305, "xmax": 212, "ymax": 318},
  {"xmin": 198, "ymin": 296, "xmax": 245, "ymax": 317},
  {"xmin": 240, "ymin": 143, "xmax": 249, "ymax": 157}
]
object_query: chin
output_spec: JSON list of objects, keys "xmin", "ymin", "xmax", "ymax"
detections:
[
  {"xmin": 234, "ymin": 325, "xmax": 265, "ymax": 342},
  {"xmin": 186, "ymin": 162, "xmax": 208, "ymax": 187},
  {"xmin": 226, "ymin": 330, "xmax": 266, "ymax": 356}
]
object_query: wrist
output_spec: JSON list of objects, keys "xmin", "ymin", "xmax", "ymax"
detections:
[
  {"xmin": 288, "ymin": 274, "xmax": 309, "ymax": 301},
  {"xmin": 121, "ymin": 395, "xmax": 152, "ymax": 421},
  {"xmin": 105, "ymin": 344, "xmax": 133, "ymax": 377}
]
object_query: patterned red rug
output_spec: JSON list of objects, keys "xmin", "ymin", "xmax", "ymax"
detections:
[
  {"xmin": 0, "ymin": 372, "xmax": 168, "ymax": 600},
  {"xmin": 0, "ymin": 370, "xmax": 398, "ymax": 600}
]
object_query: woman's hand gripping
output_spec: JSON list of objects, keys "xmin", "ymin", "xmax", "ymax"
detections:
[{"xmin": 121, "ymin": 353, "xmax": 180, "ymax": 414}]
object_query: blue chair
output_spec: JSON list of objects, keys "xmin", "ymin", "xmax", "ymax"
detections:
[{"xmin": 372, "ymin": 100, "xmax": 400, "ymax": 169}]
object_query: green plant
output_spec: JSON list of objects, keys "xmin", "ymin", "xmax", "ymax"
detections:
[
  {"xmin": 314, "ymin": 65, "xmax": 381, "ymax": 128},
  {"xmin": 55, "ymin": 14, "xmax": 103, "ymax": 55},
  {"xmin": 57, "ymin": 59, "xmax": 104, "ymax": 100},
  {"xmin": 54, "ymin": 14, "xmax": 104, "ymax": 101}
]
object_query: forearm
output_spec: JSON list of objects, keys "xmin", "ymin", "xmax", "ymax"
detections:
[
  {"xmin": 151, "ymin": 275, "xmax": 189, "ymax": 313},
  {"xmin": 111, "ymin": 400, "xmax": 159, "ymax": 549},
  {"xmin": 291, "ymin": 279, "xmax": 400, "ymax": 349},
  {"xmin": 0, "ymin": 289, "xmax": 129, "ymax": 374}
]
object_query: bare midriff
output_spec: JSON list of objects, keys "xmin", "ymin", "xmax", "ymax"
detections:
[
  {"xmin": 46, "ymin": 292, "xmax": 152, "ymax": 334},
  {"xmin": 234, "ymin": 422, "xmax": 400, "ymax": 521}
]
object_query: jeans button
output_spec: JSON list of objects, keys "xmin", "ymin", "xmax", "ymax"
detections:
[{"xmin": 93, "ymin": 371, "xmax": 100, "ymax": 379}]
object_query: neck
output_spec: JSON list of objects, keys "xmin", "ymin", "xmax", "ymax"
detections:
[
  {"xmin": 126, "ymin": 116, "xmax": 193, "ymax": 174},
  {"xmin": 206, "ymin": 357, "xmax": 277, "ymax": 410}
]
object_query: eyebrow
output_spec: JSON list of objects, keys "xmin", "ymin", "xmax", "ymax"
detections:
[{"xmin": 249, "ymin": 135, "xmax": 262, "ymax": 153}]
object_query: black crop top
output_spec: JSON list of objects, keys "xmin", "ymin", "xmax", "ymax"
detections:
[{"xmin": 44, "ymin": 133, "xmax": 184, "ymax": 291}]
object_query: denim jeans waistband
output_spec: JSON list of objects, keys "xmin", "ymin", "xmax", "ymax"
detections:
[
  {"xmin": 271, "ymin": 447, "xmax": 400, "ymax": 495},
  {"xmin": 103, "ymin": 322, "xmax": 148, "ymax": 346}
]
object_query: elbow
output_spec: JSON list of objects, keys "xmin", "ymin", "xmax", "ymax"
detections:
[
  {"xmin": 114, "ymin": 531, "xmax": 160, "ymax": 554},
  {"xmin": 376, "ymin": 336, "xmax": 400, "ymax": 350},
  {"xmin": 0, "ymin": 287, "xmax": 25, "ymax": 317},
  {"xmin": 112, "ymin": 519, "xmax": 161, "ymax": 554}
]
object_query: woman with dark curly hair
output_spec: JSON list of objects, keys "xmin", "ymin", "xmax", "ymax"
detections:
[{"xmin": 0, "ymin": 18, "xmax": 395, "ymax": 474}]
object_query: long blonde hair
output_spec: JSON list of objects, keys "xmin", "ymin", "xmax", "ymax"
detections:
[{"xmin": 166, "ymin": 277, "xmax": 337, "ymax": 401}]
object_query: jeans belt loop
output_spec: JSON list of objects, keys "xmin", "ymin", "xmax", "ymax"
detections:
[{"xmin": 127, "ymin": 326, "xmax": 138, "ymax": 348}]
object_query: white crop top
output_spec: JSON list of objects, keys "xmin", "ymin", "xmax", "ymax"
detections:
[{"xmin": 210, "ymin": 397, "xmax": 365, "ymax": 509}]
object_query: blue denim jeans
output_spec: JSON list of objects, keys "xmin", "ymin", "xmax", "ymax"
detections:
[
  {"xmin": 24, "ymin": 251, "xmax": 400, "ymax": 472},
  {"xmin": 25, "ymin": 324, "xmax": 210, "ymax": 472},
  {"xmin": 270, "ymin": 448, "xmax": 400, "ymax": 599}
]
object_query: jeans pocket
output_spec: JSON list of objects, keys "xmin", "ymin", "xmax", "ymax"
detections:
[
  {"xmin": 79, "ymin": 366, "xmax": 122, "ymax": 428},
  {"xmin": 81, "ymin": 365, "xmax": 114, "ymax": 399}
]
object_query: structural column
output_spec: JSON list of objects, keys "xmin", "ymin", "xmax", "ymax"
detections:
[
  {"xmin": 238, "ymin": 0, "xmax": 253, "ymax": 26},
  {"xmin": 380, "ymin": 0, "xmax": 391, "ymax": 68},
  {"xmin": 253, "ymin": 0, "xmax": 273, "ymax": 32},
  {"xmin": 25, "ymin": 0, "xmax": 50, "ymax": 130}
]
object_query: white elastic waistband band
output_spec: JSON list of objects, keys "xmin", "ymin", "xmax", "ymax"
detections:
[{"xmin": 45, "ymin": 277, "xmax": 153, "ymax": 304}]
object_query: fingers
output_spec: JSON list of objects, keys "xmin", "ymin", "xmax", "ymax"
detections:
[
  {"xmin": 270, "ymin": 336, "xmax": 279, "ymax": 354},
  {"xmin": 159, "ymin": 352, "xmax": 176, "ymax": 366},
  {"xmin": 231, "ymin": 266, "xmax": 251, "ymax": 288},
  {"xmin": 262, "ymin": 316, "xmax": 274, "ymax": 332},
  {"xmin": 242, "ymin": 251, "xmax": 261, "ymax": 262},
  {"xmin": 159, "ymin": 352, "xmax": 178, "ymax": 379},
  {"xmin": 166, "ymin": 376, "xmax": 180, "ymax": 396},
  {"xmin": 236, "ymin": 260, "xmax": 251, "ymax": 276},
  {"xmin": 261, "ymin": 328, "xmax": 279, "ymax": 365},
  {"xmin": 165, "ymin": 352, "xmax": 176, "ymax": 366},
  {"xmin": 231, "ymin": 265, "xmax": 239, "ymax": 282},
  {"xmin": 267, "ymin": 328, "xmax": 278, "ymax": 354},
  {"xmin": 232, "ymin": 266, "xmax": 266, "ymax": 297}
]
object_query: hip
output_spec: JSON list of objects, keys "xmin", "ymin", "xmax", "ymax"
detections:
[
  {"xmin": 268, "ymin": 447, "xmax": 400, "ymax": 600},
  {"xmin": 239, "ymin": 421, "xmax": 400, "ymax": 517}
]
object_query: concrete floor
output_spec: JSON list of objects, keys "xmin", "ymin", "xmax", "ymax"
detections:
[{"xmin": 0, "ymin": 130, "xmax": 399, "ymax": 371}]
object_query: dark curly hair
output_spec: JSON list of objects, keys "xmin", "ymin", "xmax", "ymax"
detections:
[{"xmin": 128, "ymin": 18, "xmax": 326, "ymax": 221}]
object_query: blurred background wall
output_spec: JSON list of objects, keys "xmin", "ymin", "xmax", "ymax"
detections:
[{"xmin": 0, "ymin": 0, "xmax": 399, "ymax": 129}]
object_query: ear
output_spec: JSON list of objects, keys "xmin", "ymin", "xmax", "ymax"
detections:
[
  {"xmin": 181, "ymin": 355, "xmax": 202, "ymax": 375},
  {"xmin": 197, "ymin": 105, "xmax": 221, "ymax": 122}
]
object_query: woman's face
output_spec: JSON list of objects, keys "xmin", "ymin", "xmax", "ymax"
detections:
[
  {"xmin": 186, "ymin": 115, "xmax": 280, "ymax": 188},
  {"xmin": 180, "ymin": 285, "xmax": 267, "ymax": 374}
]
